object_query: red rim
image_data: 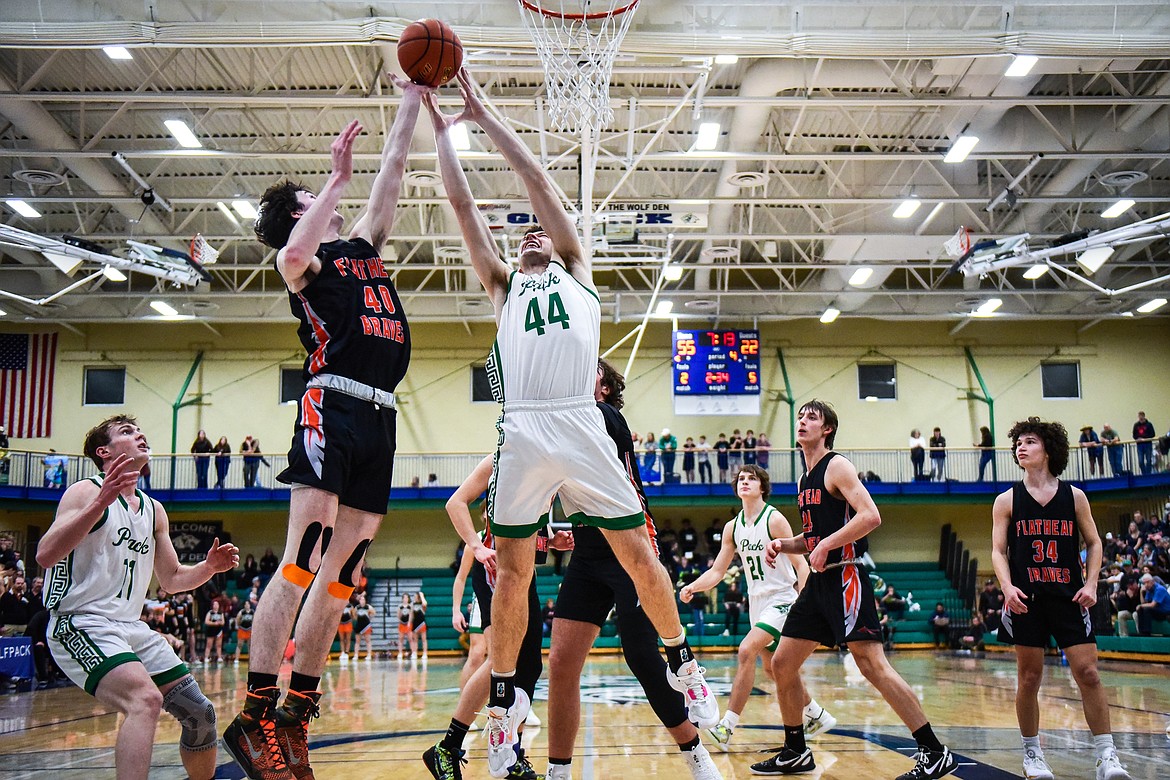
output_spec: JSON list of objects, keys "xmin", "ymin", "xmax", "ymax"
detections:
[{"xmin": 518, "ymin": 0, "xmax": 638, "ymax": 22}]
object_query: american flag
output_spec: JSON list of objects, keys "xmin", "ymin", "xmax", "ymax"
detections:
[{"xmin": 0, "ymin": 333, "xmax": 58, "ymax": 438}]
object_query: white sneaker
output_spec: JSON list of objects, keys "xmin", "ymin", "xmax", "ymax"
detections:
[
  {"xmin": 524, "ymin": 709, "xmax": 541, "ymax": 727},
  {"xmin": 683, "ymin": 741, "xmax": 724, "ymax": 780},
  {"xmin": 546, "ymin": 765, "xmax": 572, "ymax": 780},
  {"xmin": 339, "ymin": 652, "xmax": 349, "ymax": 661},
  {"xmin": 1022, "ymin": 749, "xmax": 1054, "ymax": 780},
  {"xmin": 705, "ymin": 722, "xmax": 732, "ymax": 751},
  {"xmin": 668, "ymin": 658, "xmax": 719, "ymax": 728},
  {"xmin": 804, "ymin": 706, "xmax": 837, "ymax": 738},
  {"xmin": 486, "ymin": 688, "xmax": 530, "ymax": 778},
  {"xmin": 1095, "ymin": 751, "xmax": 1131, "ymax": 780}
]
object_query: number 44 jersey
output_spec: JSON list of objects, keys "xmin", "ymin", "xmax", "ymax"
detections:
[
  {"xmin": 487, "ymin": 260, "xmax": 601, "ymax": 403},
  {"xmin": 45, "ymin": 474, "xmax": 156, "ymax": 621}
]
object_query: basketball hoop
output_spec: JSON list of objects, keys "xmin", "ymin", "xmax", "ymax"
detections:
[
  {"xmin": 190, "ymin": 233, "xmax": 219, "ymax": 266},
  {"xmin": 943, "ymin": 226, "xmax": 971, "ymax": 259},
  {"xmin": 516, "ymin": 0, "xmax": 640, "ymax": 132}
]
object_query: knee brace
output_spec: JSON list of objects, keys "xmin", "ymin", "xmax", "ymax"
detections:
[
  {"xmin": 282, "ymin": 522, "xmax": 326, "ymax": 588},
  {"xmin": 327, "ymin": 538, "xmax": 371, "ymax": 600},
  {"xmin": 162, "ymin": 675, "xmax": 217, "ymax": 752}
]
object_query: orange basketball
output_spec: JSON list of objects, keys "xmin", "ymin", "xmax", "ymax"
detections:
[{"xmin": 397, "ymin": 19, "xmax": 463, "ymax": 88}]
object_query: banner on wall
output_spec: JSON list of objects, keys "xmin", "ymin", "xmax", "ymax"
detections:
[
  {"xmin": 170, "ymin": 520, "xmax": 223, "ymax": 563},
  {"xmin": 477, "ymin": 201, "xmax": 708, "ymax": 231}
]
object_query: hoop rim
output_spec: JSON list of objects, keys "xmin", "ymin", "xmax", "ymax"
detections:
[{"xmin": 518, "ymin": 0, "xmax": 639, "ymax": 22}]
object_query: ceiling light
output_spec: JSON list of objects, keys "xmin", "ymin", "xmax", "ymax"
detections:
[
  {"xmin": 654, "ymin": 300, "xmax": 674, "ymax": 317},
  {"xmin": 973, "ymin": 298, "xmax": 1002, "ymax": 316},
  {"xmin": 231, "ymin": 200, "xmax": 258, "ymax": 220},
  {"xmin": 163, "ymin": 119, "xmax": 202, "ymax": 148},
  {"xmin": 216, "ymin": 201, "xmax": 240, "ymax": 224},
  {"xmin": 819, "ymin": 307, "xmax": 840, "ymax": 324},
  {"xmin": 663, "ymin": 264, "xmax": 683, "ymax": 281},
  {"xmin": 1005, "ymin": 55, "xmax": 1038, "ymax": 78},
  {"xmin": 848, "ymin": 267, "xmax": 873, "ymax": 286},
  {"xmin": 1076, "ymin": 246, "xmax": 1114, "ymax": 274},
  {"xmin": 1101, "ymin": 199, "xmax": 1134, "ymax": 219},
  {"xmin": 694, "ymin": 122, "xmax": 721, "ymax": 151},
  {"xmin": 450, "ymin": 122, "xmax": 471, "ymax": 151},
  {"xmin": 714, "ymin": 54, "xmax": 739, "ymax": 65},
  {"xmin": 103, "ymin": 46, "xmax": 133, "ymax": 60},
  {"xmin": 102, "ymin": 266, "xmax": 127, "ymax": 281},
  {"xmin": 150, "ymin": 300, "xmax": 178, "ymax": 317},
  {"xmin": 893, "ymin": 197, "xmax": 920, "ymax": 219},
  {"xmin": 1022, "ymin": 263, "xmax": 1049, "ymax": 280},
  {"xmin": 944, "ymin": 135, "xmax": 979, "ymax": 164},
  {"xmin": 1137, "ymin": 298, "xmax": 1167, "ymax": 314},
  {"xmin": 5, "ymin": 199, "xmax": 41, "ymax": 219}
]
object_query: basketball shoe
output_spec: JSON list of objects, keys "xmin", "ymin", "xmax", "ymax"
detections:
[
  {"xmin": 895, "ymin": 746, "xmax": 957, "ymax": 780},
  {"xmin": 274, "ymin": 690, "xmax": 321, "ymax": 780},
  {"xmin": 668, "ymin": 658, "xmax": 719, "ymax": 728},
  {"xmin": 683, "ymin": 740, "xmax": 723, "ymax": 779},
  {"xmin": 222, "ymin": 687, "xmax": 294, "ymax": 780},
  {"xmin": 1095, "ymin": 751, "xmax": 1131, "ymax": 780},
  {"xmin": 705, "ymin": 721, "xmax": 733, "ymax": 751},
  {"xmin": 803, "ymin": 706, "xmax": 837, "ymax": 738},
  {"xmin": 423, "ymin": 742, "xmax": 467, "ymax": 780},
  {"xmin": 504, "ymin": 747, "xmax": 541, "ymax": 779},
  {"xmin": 486, "ymin": 687, "xmax": 530, "ymax": 778},
  {"xmin": 750, "ymin": 746, "xmax": 815, "ymax": 775},
  {"xmin": 1021, "ymin": 747, "xmax": 1054, "ymax": 780}
]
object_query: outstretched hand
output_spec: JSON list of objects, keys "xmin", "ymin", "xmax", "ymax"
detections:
[
  {"xmin": 99, "ymin": 454, "xmax": 140, "ymax": 506},
  {"xmin": 387, "ymin": 72, "xmax": 434, "ymax": 99},
  {"xmin": 423, "ymin": 91, "xmax": 471, "ymax": 133},
  {"xmin": 330, "ymin": 119, "xmax": 363, "ymax": 183},
  {"xmin": 204, "ymin": 537, "xmax": 241, "ymax": 573},
  {"xmin": 454, "ymin": 68, "xmax": 489, "ymax": 123}
]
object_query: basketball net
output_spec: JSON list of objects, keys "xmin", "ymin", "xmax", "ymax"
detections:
[
  {"xmin": 517, "ymin": 0, "xmax": 640, "ymax": 132},
  {"xmin": 943, "ymin": 226, "xmax": 971, "ymax": 258},
  {"xmin": 190, "ymin": 233, "xmax": 219, "ymax": 265}
]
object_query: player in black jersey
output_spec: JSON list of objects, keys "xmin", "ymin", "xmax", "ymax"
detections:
[
  {"xmin": 223, "ymin": 77, "xmax": 430, "ymax": 780},
  {"xmin": 544, "ymin": 359, "xmax": 721, "ymax": 780},
  {"xmin": 759, "ymin": 400, "xmax": 956, "ymax": 780},
  {"xmin": 992, "ymin": 418, "xmax": 1130, "ymax": 780}
]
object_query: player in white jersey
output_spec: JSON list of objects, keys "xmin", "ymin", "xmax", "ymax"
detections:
[
  {"xmin": 425, "ymin": 69, "xmax": 717, "ymax": 778},
  {"xmin": 681, "ymin": 465, "xmax": 836, "ymax": 751},
  {"xmin": 37, "ymin": 415, "xmax": 239, "ymax": 780}
]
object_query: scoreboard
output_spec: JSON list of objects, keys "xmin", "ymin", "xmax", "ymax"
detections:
[{"xmin": 673, "ymin": 329, "xmax": 761, "ymax": 396}]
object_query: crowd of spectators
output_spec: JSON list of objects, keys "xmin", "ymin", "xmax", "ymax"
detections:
[
  {"xmin": 1103, "ymin": 507, "xmax": 1170, "ymax": 636},
  {"xmin": 633, "ymin": 429, "xmax": 773, "ymax": 485}
]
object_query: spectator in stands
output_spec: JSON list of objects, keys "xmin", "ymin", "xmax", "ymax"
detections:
[
  {"xmin": 1100, "ymin": 424, "xmax": 1124, "ymax": 476},
  {"xmin": 0, "ymin": 574, "xmax": 31, "ymax": 637},
  {"xmin": 25, "ymin": 575, "xmax": 44, "ymax": 616},
  {"xmin": 258, "ymin": 546, "xmax": 279, "ymax": 586},
  {"xmin": 1078, "ymin": 425, "xmax": 1103, "ymax": 477},
  {"xmin": 742, "ymin": 430, "xmax": 757, "ymax": 466},
  {"xmin": 236, "ymin": 553, "xmax": 260, "ymax": 589},
  {"xmin": 542, "ymin": 598, "xmax": 556, "ymax": 637},
  {"xmin": 703, "ymin": 519, "xmax": 722, "ymax": 559},
  {"xmin": 409, "ymin": 475, "xmax": 420, "ymax": 488},
  {"xmin": 958, "ymin": 612, "xmax": 986, "ymax": 652},
  {"xmin": 1125, "ymin": 519, "xmax": 1144, "ymax": 557},
  {"xmin": 426, "ymin": 473, "xmax": 439, "ymax": 487},
  {"xmin": 657, "ymin": 519, "xmax": 677, "ymax": 550},
  {"xmin": 678, "ymin": 518, "xmax": 699, "ymax": 558},
  {"xmin": 975, "ymin": 425, "xmax": 995, "ymax": 481},
  {"xmin": 714, "ymin": 432, "xmax": 730, "ymax": 482},
  {"xmin": 876, "ymin": 596, "xmax": 894, "ymax": 650},
  {"xmin": 1133, "ymin": 411, "xmax": 1156, "ymax": 475},
  {"xmin": 977, "ymin": 579, "xmax": 1004, "ymax": 632},
  {"xmin": 642, "ymin": 431, "xmax": 658, "ymax": 480},
  {"xmin": 1136, "ymin": 573, "xmax": 1170, "ymax": 635},
  {"xmin": 909, "ymin": 429, "xmax": 927, "ymax": 480},
  {"xmin": 1147, "ymin": 510, "xmax": 1167, "ymax": 542},
  {"xmin": 682, "ymin": 436, "xmax": 696, "ymax": 483},
  {"xmin": 722, "ymin": 579, "xmax": 743, "ymax": 636},
  {"xmin": 881, "ymin": 584, "xmax": 907, "ymax": 620},
  {"xmin": 687, "ymin": 586, "xmax": 707, "ymax": 638},
  {"xmin": 696, "ymin": 435, "xmax": 713, "ymax": 483},
  {"xmin": 659, "ymin": 428, "xmax": 678, "ymax": 480},
  {"xmin": 191, "ymin": 430, "xmax": 214, "ymax": 489},
  {"xmin": 929, "ymin": 427, "xmax": 947, "ymax": 481},
  {"xmin": 1103, "ymin": 533, "xmax": 1123, "ymax": 565},
  {"xmin": 756, "ymin": 432, "xmax": 771, "ymax": 471},
  {"xmin": 240, "ymin": 434, "xmax": 262, "ymax": 487},
  {"xmin": 1111, "ymin": 579, "xmax": 1141, "ymax": 637},
  {"xmin": 213, "ymin": 435, "xmax": 232, "ymax": 488},
  {"xmin": 928, "ymin": 602, "xmax": 951, "ymax": 648},
  {"xmin": 728, "ymin": 429, "xmax": 744, "ymax": 471},
  {"xmin": 0, "ymin": 537, "xmax": 16, "ymax": 570}
]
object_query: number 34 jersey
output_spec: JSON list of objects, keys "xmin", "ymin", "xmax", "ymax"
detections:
[
  {"xmin": 487, "ymin": 260, "xmax": 600, "ymax": 403},
  {"xmin": 45, "ymin": 474, "xmax": 157, "ymax": 622}
]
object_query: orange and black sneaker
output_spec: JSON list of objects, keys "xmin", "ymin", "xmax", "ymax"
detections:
[
  {"xmin": 275, "ymin": 689, "xmax": 322, "ymax": 780},
  {"xmin": 222, "ymin": 687, "xmax": 294, "ymax": 780}
]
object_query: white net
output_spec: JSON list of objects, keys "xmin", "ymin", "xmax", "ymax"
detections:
[
  {"xmin": 517, "ymin": 0, "xmax": 640, "ymax": 132},
  {"xmin": 191, "ymin": 233, "xmax": 219, "ymax": 265},
  {"xmin": 943, "ymin": 226, "xmax": 971, "ymax": 258}
]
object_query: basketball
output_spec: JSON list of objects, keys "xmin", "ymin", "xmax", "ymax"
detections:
[{"xmin": 397, "ymin": 19, "xmax": 463, "ymax": 88}]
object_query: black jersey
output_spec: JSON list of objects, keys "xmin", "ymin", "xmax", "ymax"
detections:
[
  {"xmin": 338, "ymin": 605, "xmax": 352, "ymax": 626},
  {"xmin": 797, "ymin": 451, "xmax": 859, "ymax": 567},
  {"xmin": 238, "ymin": 610, "xmax": 254, "ymax": 631},
  {"xmin": 397, "ymin": 604, "xmax": 411, "ymax": 625},
  {"xmin": 288, "ymin": 238, "xmax": 410, "ymax": 392},
  {"xmin": 571, "ymin": 402, "xmax": 657, "ymax": 559},
  {"xmin": 1007, "ymin": 480, "xmax": 1083, "ymax": 598}
]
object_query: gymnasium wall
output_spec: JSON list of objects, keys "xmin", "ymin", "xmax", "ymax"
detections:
[{"xmin": 4, "ymin": 316, "xmax": 1168, "ymax": 458}]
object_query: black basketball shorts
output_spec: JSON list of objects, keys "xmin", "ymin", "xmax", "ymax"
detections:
[
  {"xmin": 554, "ymin": 554, "xmax": 641, "ymax": 627},
  {"xmin": 278, "ymin": 387, "xmax": 397, "ymax": 515},
  {"xmin": 998, "ymin": 591, "xmax": 1095, "ymax": 649},
  {"xmin": 781, "ymin": 565, "xmax": 884, "ymax": 648}
]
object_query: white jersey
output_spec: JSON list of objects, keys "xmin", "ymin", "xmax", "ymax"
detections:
[
  {"xmin": 44, "ymin": 475, "xmax": 157, "ymax": 622},
  {"xmin": 734, "ymin": 504, "xmax": 798, "ymax": 605},
  {"xmin": 487, "ymin": 260, "xmax": 600, "ymax": 403}
]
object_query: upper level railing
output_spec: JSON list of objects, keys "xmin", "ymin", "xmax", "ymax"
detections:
[{"xmin": 3, "ymin": 439, "xmax": 1164, "ymax": 501}]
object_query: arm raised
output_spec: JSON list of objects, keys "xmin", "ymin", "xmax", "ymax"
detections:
[
  {"xmin": 36, "ymin": 454, "xmax": 139, "ymax": 568},
  {"xmin": 153, "ymin": 500, "xmax": 239, "ymax": 594}
]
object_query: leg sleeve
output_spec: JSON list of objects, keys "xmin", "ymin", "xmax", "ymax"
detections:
[
  {"xmin": 617, "ymin": 607, "xmax": 688, "ymax": 729},
  {"xmin": 515, "ymin": 577, "xmax": 545, "ymax": 697}
]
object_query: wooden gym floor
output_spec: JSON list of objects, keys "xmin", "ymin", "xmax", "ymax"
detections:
[{"xmin": 0, "ymin": 650, "xmax": 1167, "ymax": 778}]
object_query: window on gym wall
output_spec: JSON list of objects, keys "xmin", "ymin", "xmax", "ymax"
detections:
[
  {"xmin": 280, "ymin": 367, "xmax": 306, "ymax": 404},
  {"xmin": 1041, "ymin": 361, "xmax": 1081, "ymax": 399},
  {"xmin": 857, "ymin": 362, "xmax": 897, "ymax": 401},
  {"xmin": 471, "ymin": 365, "xmax": 494, "ymax": 403},
  {"xmin": 83, "ymin": 366, "xmax": 126, "ymax": 405}
]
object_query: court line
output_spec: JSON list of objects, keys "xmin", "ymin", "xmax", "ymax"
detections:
[{"xmin": 582, "ymin": 699, "xmax": 595, "ymax": 779}]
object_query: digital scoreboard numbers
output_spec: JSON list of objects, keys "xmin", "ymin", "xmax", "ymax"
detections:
[{"xmin": 673, "ymin": 329, "xmax": 761, "ymax": 396}]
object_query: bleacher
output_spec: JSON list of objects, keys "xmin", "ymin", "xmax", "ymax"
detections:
[{"xmin": 873, "ymin": 562, "xmax": 966, "ymax": 646}]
